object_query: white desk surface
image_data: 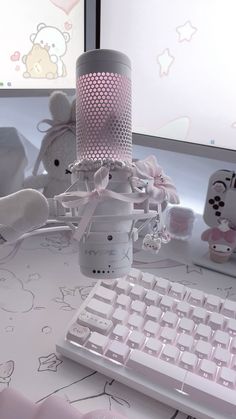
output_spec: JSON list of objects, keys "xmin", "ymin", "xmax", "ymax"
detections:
[{"xmin": 0, "ymin": 226, "xmax": 236, "ymax": 419}]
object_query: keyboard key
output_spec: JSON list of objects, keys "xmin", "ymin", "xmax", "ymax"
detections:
[
  {"xmin": 231, "ymin": 337, "xmax": 236, "ymax": 354},
  {"xmin": 195, "ymin": 324, "xmax": 212, "ymax": 341},
  {"xmin": 191, "ymin": 307, "xmax": 208, "ymax": 324},
  {"xmin": 86, "ymin": 332, "xmax": 109, "ymax": 354},
  {"xmin": 155, "ymin": 277, "xmax": 170, "ymax": 294},
  {"xmin": 198, "ymin": 359, "xmax": 217, "ymax": 380},
  {"xmin": 161, "ymin": 344, "xmax": 180, "ymax": 363},
  {"xmin": 144, "ymin": 338, "xmax": 162, "ymax": 355},
  {"xmin": 160, "ymin": 327, "xmax": 177, "ymax": 344},
  {"xmin": 178, "ymin": 317, "xmax": 195, "ymax": 334},
  {"xmin": 116, "ymin": 293, "xmax": 131, "ymax": 309},
  {"xmin": 212, "ymin": 330, "xmax": 230, "ymax": 348},
  {"xmin": 176, "ymin": 301, "xmax": 192, "ymax": 318},
  {"xmin": 140, "ymin": 272, "xmax": 156, "ymax": 289},
  {"xmin": 128, "ymin": 313, "xmax": 144, "ymax": 330},
  {"xmin": 77, "ymin": 310, "xmax": 113, "ymax": 335},
  {"xmin": 194, "ymin": 341, "xmax": 212, "ymax": 359},
  {"xmin": 94, "ymin": 285, "xmax": 116, "ymax": 304},
  {"xmin": 205, "ymin": 294, "xmax": 221, "ymax": 312},
  {"xmin": 143, "ymin": 320, "xmax": 160, "ymax": 337},
  {"xmin": 130, "ymin": 285, "xmax": 146, "ymax": 301},
  {"xmin": 127, "ymin": 349, "xmax": 187, "ymax": 384},
  {"xmin": 208, "ymin": 313, "xmax": 225, "ymax": 330},
  {"xmin": 218, "ymin": 367, "xmax": 236, "ymax": 389},
  {"xmin": 116, "ymin": 279, "xmax": 131, "ymax": 295},
  {"xmin": 161, "ymin": 311, "xmax": 178, "ymax": 328},
  {"xmin": 231, "ymin": 355, "xmax": 236, "ymax": 370},
  {"xmin": 145, "ymin": 306, "xmax": 162, "ymax": 322},
  {"xmin": 179, "ymin": 351, "xmax": 198, "ymax": 371},
  {"xmin": 106, "ymin": 341, "xmax": 130, "ymax": 363},
  {"xmin": 221, "ymin": 299, "xmax": 236, "ymax": 318},
  {"xmin": 160, "ymin": 295, "xmax": 175, "ymax": 312},
  {"xmin": 131, "ymin": 300, "xmax": 146, "ymax": 315},
  {"xmin": 127, "ymin": 331, "xmax": 145, "ymax": 349},
  {"xmin": 213, "ymin": 347, "xmax": 230, "ymax": 366},
  {"xmin": 101, "ymin": 279, "xmax": 117, "ymax": 289},
  {"xmin": 66, "ymin": 323, "xmax": 90, "ymax": 345},
  {"xmin": 169, "ymin": 283, "xmax": 186, "ymax": 300},
  {"xmin": 86, "ymin": 298, "xmax": 114, "ymax": 319},
  {"xmin": 111, "ymin": 324, "xmax": 129, "ymax": 342},
  {"xmin": 177, "ymin": 334, "xmax": 194, "ymax": 351},
  {"xmin": 188, "ymin": 289, "xmax": 205, "ymax": 306},
  {"xmin": 127, "ymin": 268, "xmax": 142, "ymax": 284},
  {"xmin": 144, "ymin": 290, "xmax": 161, "ymax": 306},
  {"xmin": 225, "ymin": 318, "xmax": 236, "ymax": 336},
  {"xmin": 112, "ymin": 308, "xmax": 129, "ymax": 324}
]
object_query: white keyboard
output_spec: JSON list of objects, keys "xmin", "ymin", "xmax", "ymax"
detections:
[{"xmin": 57, "ymin": 268, "xmax": 236, "ymax": 419}]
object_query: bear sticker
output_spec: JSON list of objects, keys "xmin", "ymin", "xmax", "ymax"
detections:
[{"xmin": 22, "ymin": 23, "xmax": 70, "ymax": 78}]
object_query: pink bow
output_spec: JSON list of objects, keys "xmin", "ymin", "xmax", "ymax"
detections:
[
  {"xmin": 55, "ymin": 166, "xmax": 151, "ymax": 241},
  {"xmin": 211, "ymin": 228, "xmax": 236, "ymax": 243},
  {"xmin": 202, "ymin": 227, "xmax": 236, "ymax": 244}
]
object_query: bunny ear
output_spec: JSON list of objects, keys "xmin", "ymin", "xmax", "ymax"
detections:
[{"xmin": 49, "ymin": 91, "xmax": 71, "ymax": 123}]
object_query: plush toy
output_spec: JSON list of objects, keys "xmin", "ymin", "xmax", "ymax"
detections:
[
  {"xmin": 201, "ymin": 219, "xmax": 236, "ymax": 263},
  {"xmin": 23, "ymin": 91, "xmax": 76, "ymax": 197},
  {"xmin": 23, "ymin": 44, "xmax": 58, "ymax": 79}
]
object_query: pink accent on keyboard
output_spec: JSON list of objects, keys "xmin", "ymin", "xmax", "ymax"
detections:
[{"xmin": 0, "ymin": 388, "xmax": 128, "ymax": 419}]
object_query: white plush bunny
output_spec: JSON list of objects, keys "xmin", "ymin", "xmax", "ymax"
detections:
[{"xmin": 23, "ymin": 91, "xmax": 76, "ymax": 197}]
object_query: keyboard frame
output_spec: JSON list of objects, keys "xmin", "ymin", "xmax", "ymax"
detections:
[{"xmin": 57, "ymin": 280, "xmax": 236, "ymax": 419}]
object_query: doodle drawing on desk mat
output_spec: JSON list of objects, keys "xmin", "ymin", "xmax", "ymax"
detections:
[
  {"xmin": 22, "ymin": 232, "xmax": 78, "ymax": 255},
  {"xmin": 38, "ymin": 353, "xmax": 62, "ymax": 372},
  {"xmin": 53, "ymin": 285, "xmax": 94, "ymax": 311},
  {"xmin": 0, "ymin": 360, "xmax": 14, "ymax": 391},
  {"xmin": 0, "ymin": 268, "xmax": 34, "ymax": 313}
]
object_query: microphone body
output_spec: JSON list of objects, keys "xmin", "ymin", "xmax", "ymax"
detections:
[
  {"xmin": 0, "ymin": 189, "xmax": 49, "ymax": 244},
  {"xmin": 74, "ymin": 49, "xmax": 133, "ymax": 279}
]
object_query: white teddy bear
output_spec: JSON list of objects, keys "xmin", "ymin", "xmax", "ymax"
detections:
[
  {"xmin": 30, "ymin": 23, "xmax": 70, "ymax": 77},
  {"xmin": 23, "ymin": 91, "xmax": 76, "ymax": 197}
]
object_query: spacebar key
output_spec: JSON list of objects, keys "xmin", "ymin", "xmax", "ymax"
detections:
[{"xmin": 127, "ymin": 350, "xmax": 187, "ymax": 389}]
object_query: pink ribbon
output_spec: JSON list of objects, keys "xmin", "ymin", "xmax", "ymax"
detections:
[{"xmin": 55, "ymin": 166, "xmax": 150, "ymax": 241}]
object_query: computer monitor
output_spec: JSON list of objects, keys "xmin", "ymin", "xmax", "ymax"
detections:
[
  {"xmin": 0, "ymin": 0, "xmax": 84, "ymax": 96},
  {"xmin": 100, "ymin": 0, "xmax": 236, "ymax": 165}
]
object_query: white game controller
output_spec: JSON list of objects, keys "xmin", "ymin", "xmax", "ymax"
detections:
[{"xmin": 203, "ymin": 169, "xmax": 236, "ymax": 228}]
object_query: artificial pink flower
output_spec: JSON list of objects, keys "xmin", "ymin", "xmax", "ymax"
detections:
[{"xmin": 133, "ymin": 155, "xmax": 180, "ymax": 204}]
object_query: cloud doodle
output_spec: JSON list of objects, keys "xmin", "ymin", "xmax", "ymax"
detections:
[{"xmin": 0, "ymin": 268, "xmax": 34, "ymax": 313}]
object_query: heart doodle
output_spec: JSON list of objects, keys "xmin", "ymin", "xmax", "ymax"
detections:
[
  {"xmin": 64, "ymin": 21, "xmax": 72, "ymax": 30},
  {"xmin": 50, "ymin": 0, "xmax": 80, "ymax": 15},
  {"xmin": 10, "ymin": 51, "xmax": 20, "ymax": 61}
]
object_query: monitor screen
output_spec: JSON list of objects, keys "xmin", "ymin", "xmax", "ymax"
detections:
[
  {"xmin": 1, "ymin": 0, "xmax": 84, "ymax": 92},
  {"xmin": 100, "ymin": 0, "xmax": 236, "ymax": 162}
]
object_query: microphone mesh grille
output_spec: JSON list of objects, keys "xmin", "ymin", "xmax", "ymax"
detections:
[{"xmin": 76, "ymin": 72, "xmax": 132, "ymax": 162}]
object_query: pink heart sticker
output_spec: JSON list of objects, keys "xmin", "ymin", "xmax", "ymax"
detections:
[
  {"xmin": 64, "ymin": 21, "xmax": 72, "ymax": 30},
  {"xmin": 50, "ymin": 0, "xmax": 80, "ymax": 14},
  {"xmin": 10, "ymin": 51, "xmax": 20, "ymax": 61}
]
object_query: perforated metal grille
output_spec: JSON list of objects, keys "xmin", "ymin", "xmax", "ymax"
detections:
[{"xmin": 76, "ymin": 72, "xmax": 132, "ymax": 162}]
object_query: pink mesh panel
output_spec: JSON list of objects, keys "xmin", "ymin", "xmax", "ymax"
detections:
[{"xmin": 76, "ymin": 72, "xmax": 132, "ymax": 162}]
